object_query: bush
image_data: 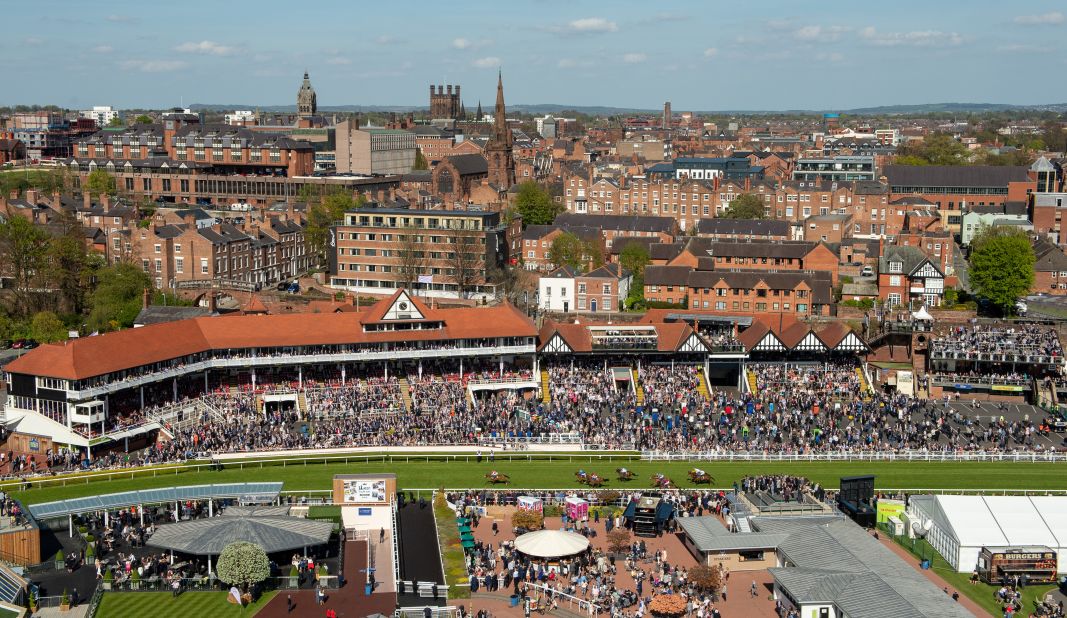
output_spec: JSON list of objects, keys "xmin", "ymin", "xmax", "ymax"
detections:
[
  {"xmin": 646, "ymin": 300, "xmax": 688, "ymax": 310},
  {"xmin": 289, "ymin": 565, "xmax": 299, "ymax": 578},
  {"xmin": 512, "ymin": 509, "xmax": 544, "ymax": 530},
  {"xmin": 542, "ymin": 505, "xmax": 564, "ymax": 518},
  {"xmin": 606, "ymin": 528, "xmax": 630, "ymax": 555},
  {"xmin": 103, "ymin": 570, "xmax": 113, "ymax": 583},
  {"xmin": 61, "ymin": 589, "xmax": 69, "ymax": 606},
  {"xmin": 598, "ymin": 490, "xmax": 621, "ymax": 504},
  {"xmin": 55, "ymin": 550, "xmax": 64, "ymax": 563},
  {"xmin": 841, "ymin": 298, "xmax": 875, "ymax": 310},
  {"xmin": 840, "ymin": 275, "xmax": 854, "ymax": 284}
]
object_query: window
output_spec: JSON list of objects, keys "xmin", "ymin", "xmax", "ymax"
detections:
[
  {"xmin": 887, "ymin": 293, "xmax": 901, "ymax": 306},
  {"xmin": 154, "ymin": 258, "xmax": 162, "ymax": 272},
  {"xmin": 602, "ymin": 283, "xmax": 611, "ymax": 295},
  {"xmin": 154, "ymin": 243, "xmax": 161, "ymax": 254},
  {"xmin": 890, "ymin": 275, "xmax": 901, "ymax": 286},
  {"xmin": 200, "ymin": 258, "xmax": 209, "ymax": 274},
  {"xmin": 888, "ymin": 261, "xmax": 903, "ymax": 273},
  {"xmin": 175, "ymin": 257, "xmax": 184, "ymax": 273},
  {"xmin": 578, "ymin": 283, "xmax": 586, "ymax": 293},
  {"xmin": 715, "ymin": 301, "xmax": 726, "ymax": 310},
  {"xmin": 797, "ymin": 303, "xmax": 808, "ymax": 313}
]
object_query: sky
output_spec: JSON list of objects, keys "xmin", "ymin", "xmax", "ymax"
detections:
[{"xmin": 6, "ymin": 0, "xmax": 1067, "ymax": 112}]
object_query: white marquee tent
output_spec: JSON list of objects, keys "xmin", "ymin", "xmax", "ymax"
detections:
[
  {"xmin": 908, "ymin": 495, "xmax": 1067, "ymax": 573},
  {"xmin": 514, "ymin": 530, "xmax": 590, "ymax": 559}
]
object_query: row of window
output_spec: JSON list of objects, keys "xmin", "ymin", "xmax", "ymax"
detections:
[{"xmin": 693, "ymin": 299, "xmax": 808, "ymax": 313}]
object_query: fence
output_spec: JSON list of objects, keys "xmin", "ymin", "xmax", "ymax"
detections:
[
  {"xmin": 526, "ymin": 582, "xmax": 603, "ymax": 615},
  {"xmin": 641, "ymin": 450, "xmax": 1067, "ymax": 463}
]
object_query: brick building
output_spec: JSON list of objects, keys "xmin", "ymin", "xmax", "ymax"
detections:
[
  {"xmin": 537, "ymin": 263, "xmax": 631, "ymax": 313},
  {"xmin": 877, "ymin": 245, "xmax": 945, "ymax": 308},
  {"xmin": 643, "ymin": 265, "xmax": 832, "ymax": 318},
  {"xmin": 695, "ymin": 218, "xmax": 791, "ymax": 241},
  {"xmin": 335, "ymin": 122, "xmax": 416, "ymax": 175},
  {"xmin": 521, "ymin": 224, "xmax": 603, "ymax": 272},
  {"xmin": 553, "ymin": 212, "xmax": 676, "ymax": 244},
  {"xmin": 682, "ymin": 238, "xmax": 840, "ymax": 284}
]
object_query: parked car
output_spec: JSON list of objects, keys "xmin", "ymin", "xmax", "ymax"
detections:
[
  {"xmin": 287, "ymin": 282, "xmax": 301, "ymax": 294},
  {"xmin": 276, "ymin": 281, "xmax": 290, "ymax": 291},
  {"xmin": 0, "ymin": 340, "xmax": 11, "ymax": 350},
  {"xmin": 1046, "ymin": 416, "xmax": 1067, "ymax": 433},
  {"xmin": 11, "ymin": 340, "xmax": 24, "ymax": 350},
  {"xmin": 861, "ymin": 265, "xmax": 874, "ymax": 277},
  {"xmin": 22, "ymin": 340, "xmax": 38, "ymax": 349}
]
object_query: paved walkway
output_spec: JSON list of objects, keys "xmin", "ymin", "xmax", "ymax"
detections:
[
  {"xmin": 876, "ymin": 534, "xmax": 984, "ymax": 617},
  {"xmin": 35, "ymin": 605, "xmax": 89, "ymax": 618}
]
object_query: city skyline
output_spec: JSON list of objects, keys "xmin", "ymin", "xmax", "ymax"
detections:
[{"xmin": 6, "ymin": 0, "xmax": 1067, "ymax": 111}]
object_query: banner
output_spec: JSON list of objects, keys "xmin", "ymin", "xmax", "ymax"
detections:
[
  {"xmin": 896, "ymin": 371, "xmax": 914, "ymax": 397},
  {"xmin": 343, "ymin": 479, "xmax": 387, "ymax": 503},
  {"xmin": 418, "ymin": 274, "xmax": 433, "ymax": 284},
  {"xmin": 991, "ymin": 384, "xmax": 1024, "ymax": 393},
  {"xmin": 876, "ymin": 499, "xmax": 906, "ymax": 524}
]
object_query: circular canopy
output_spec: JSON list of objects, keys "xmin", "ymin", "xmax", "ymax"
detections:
[
  {"xmin": 514, "ymin": 529, "xmax": 590, "ymax": 559},
  {"xmin": 147, "ymin": 516, "xmax": 334, "ymax": 556}
]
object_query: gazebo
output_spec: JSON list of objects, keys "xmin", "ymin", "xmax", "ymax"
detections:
[
  {"xmin": 147, "ymin": 514, "xmax": 334, "ymax": 573},
  {"xmin": 514, "ymin": 530, "xmax": 590, "ymax": 559}
]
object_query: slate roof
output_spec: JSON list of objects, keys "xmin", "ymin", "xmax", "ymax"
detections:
[
  {"xmin": 1034, "ymin": 238, "xmax": 1067, "ymax": 272},
  {"xmin": 885, "ymin": 164, "xmax": 1030, "ymax": 188},
  {"xmin": 677, "ymin": 516, "xmax": 787, "ymax": 552},
  {"xmin": 446, "ymin": 153, "xmax": 489, "ymax": 175},
  {"xmin": 687, "ymin": 238, "xmax": 818, "ymax": 260},
  {"xmin": 134, "ymin": 306, "xmax": 216, "ymax": 327},
  {"xmin": 147, "ymin": 516, "xmax": 334, "ymax": 555},
  {"xmin": 643, "ymin": 265, "xmax": 692, "ymax": 287},
  {"xmin": 878, "ymin": 245, "xmax": 940, "ymax": 277},
  {"xmin": 554, "ymin": 212, "xmax": 675, "ymax": 234},
  {"xmin": 696, "ymin": 218, "xmax": 791, "ymax": 237}
]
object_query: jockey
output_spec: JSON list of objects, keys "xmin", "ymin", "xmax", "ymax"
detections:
[
  {"xmin": 490, "ymin": 470, "xmax": 498, "ymax": 477},
  {"xmin": 619, "ymin": 467, "xmax": 629, "ymax": 475},
  {"xmin": 693, "ymin": 468, "xmax": 705, "ymax": 477},
  {"xmin": 578, "ymin": 469, "xmax": 587, "ymax": 478}
]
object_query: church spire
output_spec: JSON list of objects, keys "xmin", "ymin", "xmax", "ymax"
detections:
[
  {"xmin": 475, "ymin": 100, "xmax": 483, "ymax": 121},
  {"xmin": 485, "ymin": 71, "xmax": 516, "ymax": 191}
]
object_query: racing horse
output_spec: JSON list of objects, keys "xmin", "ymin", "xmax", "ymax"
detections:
[
  {"xmin": 650, "ymin": 473, "xmax": 672, "ymax": 489},
  {"xmin": 616, "ymin": 467, "xmax": 635, "ymax": 481},
  {"xmin": 485, "ymin": 471, "xmax": 510, "ymax": 485},
  {"xmin": 687, "ymin": 469, "xmax": 714, "ymax": 484}
]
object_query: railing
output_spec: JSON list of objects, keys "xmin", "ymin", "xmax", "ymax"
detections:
[
  {"xmin": 708, "ymin": 344, "xmax": 746, "ymax": 354},
  {"xmin": 590, "ymin": 341, "xmax": 657, "ymax": 351},
  {"xmin": 86, "ymin": 585, "xmax": 104, "ymax": 618},
  {"xmin": 525, "ymin": 581, "xmax": 603, "ymax": 615},
  {"xmin": 929, "ymin": 349, "xmax": 1062, "ymax": 365},
  {"xmin": 391, "ymin": 500, "xmax": 400, "ymax": 590},
  {"xmin": 641, "ymin": 450, "xmax": 1067, "ymax": 463},
  {"xmin": 476, "ymin": 433, "xmax": 583, "ymax": 445}
]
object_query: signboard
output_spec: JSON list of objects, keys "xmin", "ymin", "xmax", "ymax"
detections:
[
  {"xmin": 991, "ymin": 385, "xmax": 1025, "ymax": 393},
  {"xmin": 343, "ymin": 479, "xmax": 387, "ymax": 503},
  {"xmin": 896, "ymin": 371, "xmax": 914, "ymax": 397},
  {"xmin": 358, "ymin": 507, "xmax": 372, "ymax": 516},
  {"xmin": 876, "ymin": 499, "xmax": 905, "ymax": 524},
  {"xmin": 28, "ymin": 438, "xmax": 40, "ymax": 452}
]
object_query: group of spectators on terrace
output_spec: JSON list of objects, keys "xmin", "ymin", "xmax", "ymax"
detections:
[{"xmin": 932, "ymin": 325, "xmax": 1063, "ymax": 360}]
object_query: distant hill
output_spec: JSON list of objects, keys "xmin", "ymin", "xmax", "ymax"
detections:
[{"xmin": 188, "ymin": 102, "xmax": 1067, "ymax": 116}]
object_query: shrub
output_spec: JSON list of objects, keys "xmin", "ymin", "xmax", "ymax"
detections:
[
  {"xmin": 512, "ymin": 509, "xmax": 544, "ymax": 530},
  {"xmin": 841, "ymin": 298, "xmax": 875, "ymax": 310},
  {"xmin": 289, "ymin": 565, "xmax": 299, "ymax": 578},
  {"xmin": 598, "ymin": 490, "xmax": 621, "ymax": 504},
  {"xmin": 60, "ymin": 589, "xmax": 69, "ymax": 606},
  {"xmin": 606, "ymin": 528, "xmax": 631, "ymax": 555},
  {"xmin": 103, "ymin": 570, "xmax": 113, "ymax": 583}
]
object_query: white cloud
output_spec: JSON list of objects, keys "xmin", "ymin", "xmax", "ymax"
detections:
[
  {"xmin": 554, "ymin": 17, "xmax": 618, "ymax": 34},
  {"xmin": 860, "ymin": 26, "xmax": 962, "ymax": 47},
  {"xmin": 1014, "ymin": 12, "xmax": 1064, "ymax": 25},
  {"xmin": 452, "ymin": 37, "xmax": 472, "ymax": 49},
  {"xmin": 23, "ymin": 37, "xmax": 44, "ymax": 46},
  {"xmin": 105, "ymin": 14, "xmax": 136, "ymax": 23},
  {"xmin": 92, "ymin": 45, "xmax": 113, "ymax": 53},
  {"xmin": 622, "ymin": 52, "xmax": 646, "ymax": 64},
  {"xmin": 120, "ymin": 59, "xmax": 188, "ymax": 73},
  {"xmin": 452, "ymin": 37, "xmax": 491, "ymax": 50},
  {"xmin": 326, "ymin": 56, "xmax": 351, "ymax": 65},
  {"xmin": 794, "ymin": 25, "xmax": 851, "ymax": 42},
  {"xmin": 997, "ymin": 43, "xmax": 1040, "ymax": 52},
  {"xmin": 174, "ymin": 40, "xmax": 235, "ymax": 56},
  {"xmin": 703, "ymin": 47, "xmax": 719, "ymax": 58},
  {"xmin": 472, "ymin": 56, "xmax": 500, "ymax": 69}
]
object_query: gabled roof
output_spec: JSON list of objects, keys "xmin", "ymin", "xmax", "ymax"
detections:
[
  {"xmin": 583, "ymin": 263, "xmax": 630, "ymax": 280},
  {"xmin": 696, "ymin": 218, "xmax": 791, "ymax": 237},
  {"xmin": 554, "ymin": 212, "xmax": 675, "ymax": 234},
  {"xmin": 360, "ymin": 289, "xmax": 434, "ymax": 324},
  {"xmin": 445, "ymin": 153, "xmax": 489, "ymax": 175},
  {"xmin": 643, "ymin": 265, "xmax": 692, "ymax": 287}
]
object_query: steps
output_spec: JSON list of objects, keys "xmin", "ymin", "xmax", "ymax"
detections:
[
  {"xmin": 696, "ymin": 370, "xmax": 710, "ymax": 398},
  {"xmin": 746, "ymin": 369, "xmax": 758, "ymax": 394},
  {"xmin": 855, "ymin": 367, "xmax": 871, "ymax": 394},
  {"xmin": 297, "ymin": 392, "xmax": 307, "ymax": 418},
  {"xmin": 399, "ymin": 377, "xmax": 412, "ymax": 412},
  {"xmin": 541, "ymin": 369, "xmax": 551, "ymax": 404},
  {"xmin": 632, "ymin": 369, "xmax": 645, "ymax": 406},
  {"xmin": 256, "ymin": 396, "xmax": 264, "ymax": 415}
]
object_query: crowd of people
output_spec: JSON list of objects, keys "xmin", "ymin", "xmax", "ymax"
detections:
[{"xmin": 931, "ymin": 325, "xmax": 1064, "ymax": 360}]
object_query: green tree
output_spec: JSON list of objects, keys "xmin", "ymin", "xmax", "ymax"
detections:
[
  {"xmin": 619, "ymin": 242, "xmax": 651, "ymax": 278},
  {"xmin": 85, "ymin": 169, "xmax": 117, "ymax": 196},
  {"xmin": 30, "ymin": 311, "xmax": 67, "ymax": 343},
  {"xmin": 968, "ymin": 226, "xmax": 1035, "ymax": 314},
  {"xmin": 106, "ymin": 117, "xmax": 125, "ymax": 128},
  {"xmin": 413, "ymin": 148, "xmax": 429, "ymax": 170},
  {"xmin": 548, "ymin": 232, "xmax": 584, "ymax": 270},
  {"xmin": 895, "ymin": 134, "xmax": 970, "ymax": 166},
  {"xmin": 0, "ymin": 215, "xmax": 52, "ymax": 317},
  {"xmin": 215, "ymin": 541, "xmax": 270, "ymax": 593},
  {"xmin": 49, "ymin": 212, "xmax": 91, "ymax": 314},
  {"xmin": 513, "ymin": 181, "xmax": 562, "ymax": 226},
  {"xmin": 87, "ymin": 263, "xmax": 151, "ymax": 332},
  {"xmin": 306, "ymin": 191, "xmax": 365, "ymax": 265},
  {"xmin": 134, "ymin": 114, "xmax": 153, "ymax": 124},
  {"xmin": 721, "ymin": 193, "xmax": 765, "ymax": 219}
]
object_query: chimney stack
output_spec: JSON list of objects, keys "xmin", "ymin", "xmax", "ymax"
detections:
[
  {"xmin": 142, "ymin": 287, "xmax": 151, "ymax": 310},
  {"xmin": 26, "ymin": 189, "xmax": 40, "ymax": 205},
  {"xmin": 83, "ymin": 192, "xmax": 92, "ymax": 210},
  {"xmin": 101, "ymin": 194, "xmax": 111, "ymax": 213}
]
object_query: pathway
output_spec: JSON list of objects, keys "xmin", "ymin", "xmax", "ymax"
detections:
[{"xmin": 876, "ymin": 534, "xmax": 985, "ymax": 617}]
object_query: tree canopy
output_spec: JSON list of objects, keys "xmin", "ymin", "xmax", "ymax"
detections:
[
  {"xmin": 968, "ymin": 226, "xmax": 1034, "ymax": 314},
  {"xmin": 721, "ymin": 193, "xmax": 765, "ymax": 219},
  {"xmin": 513, "ymin": 181, "xmax": 562, "ymax": 226},
  {"xmin": 305, "ymin": 190, "xmax": 365, "ymax": 264},
  {"xmin": 619, "ymin": 242, "xmax": 650, "ymax": 278},
  {"xmin": 30, "ymin": 311, "xmax": 67, "ymax": 343},
  {"xmin": 548, "ymin": 232, "xmax": 601, "ymax": 272},
  {"xmin": 895, "ymin": 134, "xmax": 970, "ymax": 166},
  {"xmin": 85, "ymin": 169, "xmax": 117, "ymax": 196},
  {"xmin": 87, "ymin": 263, "xmax": 152, "ymax": 332},
  {"xmin": 106, "ymin": 117, "xmax": 125, "ymax": 128},
  {"xmin": 134, "ymin": 114, "xmax": 153, "ymax": 124},
  {"xmin": 216, "ymin": 542, "xmax": 270, "ymax": 591},
  {"xmin": 413, "ymin": 148, "xmax": 429, "ymax": 171}
]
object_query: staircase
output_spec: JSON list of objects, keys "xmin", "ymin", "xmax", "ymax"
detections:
[
  {"xmin": 632, "ymin": 369, "xmax": 645, "ymax": 406},
  {"xmin": 855, "ymin": 367, "xmax": 871, "ymax": 394},
  {"xmin": 540, "ymin": 369, "xmax": 551, "ymax": 404},
  {"xmin": 399, "ymin": 377, "xmax": 412, "ymax": 412},
  {"xmin": 256, "ymin": 396, "xmax": 264, "ymax": 415},
  {"xmin": 297, "ymin": 392, "xmax": 308, "ymax": 418},
  {"xmin": 696, "ymin": 370, "xmax": 711, "ymax": 398},
  {"xmin": 745, "ymin": 369, "xmax": 759, "ymax": 394}
]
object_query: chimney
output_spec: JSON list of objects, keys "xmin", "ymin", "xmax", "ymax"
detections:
[
  {"xmin": 26, "ymin": 189, "xmax": 39, "ymax": 205},
  {"xmin": 182, "ymin": 212, "xmax": 196, "ymax": 226},
  {"xmin": 143, "ymin": 287, "xmax": 151, "ymax": 310},
  {"xmin": 51, "ymin": 190, "xmax": 61, "ymax": 207},
  {"xmin": 208, "ymin": 293, "xmax": 217, "ymax": 313},
  {"xmin": 101, "ymin": 194, "xmax": 110, "ymax": 213},
  {"xmin": 83, "ymin": 192, "xmax": 92, "ymax": 210},
  {"xmin": 8, "ymin": 189, "xmax": 18, "ymax": 200}
]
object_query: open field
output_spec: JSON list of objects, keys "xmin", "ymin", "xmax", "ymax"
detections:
[
  {"xmin": 96, "ymin": 590, "xmax": 277, "ymax": 618},
  {"xmin": 11, "ymin": 455, "xmax": 1067, "ymax": 506}
]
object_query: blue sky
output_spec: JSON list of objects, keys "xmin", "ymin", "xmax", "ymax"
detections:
[{"xmin": 6, "ymin": 0, "xmax": 1066, "ymax": 111}]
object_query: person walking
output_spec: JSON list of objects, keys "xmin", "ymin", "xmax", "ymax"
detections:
[
  {"xmin": 287, "ymin": 593, "xmax": 294, "ymax": 613},
  {"xmin": 751, "ymin": 580, "xmax": 758, "ymax": 597},
  {"xmin": 380, "ymin": 527, "xmax": 385, "ymax": 544}
]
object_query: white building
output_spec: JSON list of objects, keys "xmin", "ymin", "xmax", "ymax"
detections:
[
  {"xmin": 80, "ymin": 105, "xmax": 119, "ymax": 127},
  {"xmin": 538, "ymin": 266, "xmax": 577, "ymax": 313},
  {"xmin": 908, "ymin": 495, "xmax": 1067, "ymax": 573},
  {"xmin": 224, "ymin": 110, "xmax": 257, "ymax": 126}
]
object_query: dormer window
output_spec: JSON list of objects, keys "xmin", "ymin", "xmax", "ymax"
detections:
[{"xmin": 888, "ymin": 261, "xmax": 903, "ymax": 274}]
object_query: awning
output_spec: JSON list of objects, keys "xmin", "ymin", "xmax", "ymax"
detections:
[
  {"xmin": 514, "ymin": 530, "xmax": 590, "ymax": 559},
  {"xmin": 912, "ymin": 306, "xmax": 934, "ymax": 321},
  {"xmin": 147, "ymin": 515, "xmax": 334, "ymax": 556},
  {"xmin": 28, "ymin": 483, "xmax": 283, "ymax": 520}
]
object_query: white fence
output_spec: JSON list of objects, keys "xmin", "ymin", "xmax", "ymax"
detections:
[{"xmin": 641, "ymin": 450, "xmax": 1067, "ymax": 463}]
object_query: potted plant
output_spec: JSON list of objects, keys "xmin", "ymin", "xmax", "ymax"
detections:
[
  {"xmin": 28, "ymin": 591, "xmax": 37, "ymax": 614},
  {"xmin": 289, "ymin": 565, "xmax": 299, "ymax": 588},
  {"xmin": 102, "ymin": 569, "xmax": 114, "ymax": 591},
  {"xmin": 130, "ymin": 569, "xmax": 141, "ymax": 590},
  {"xmin": 316, "ymin": 564, "xmax": 328, "ymax": 582},
  {"xmin": 54, "ymin": 550, "xmax": 65, "ymax": 570},
  {"xmin": 59, "ymin": 589, "xmax": 70, "ymax": 612}
]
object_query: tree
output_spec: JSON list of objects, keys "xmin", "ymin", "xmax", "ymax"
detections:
[
  {"xmin": 305, "ymin": 190, "xmax": 364, "ymax": 265},
  {"xmin": 49, "ymin": 212, "xmax": 91, "ymax": 314},
  {"xmin": 413, "ymin": 148, "xmax": 429, "ymax": 170},
  {"xmin": 511, "ymin": 509, "xmax": 544, "ymax": 530},
  {"xmin": 134, "ymin": 114, "xmax": 153, "ymax": 124},
  {"xmin": 106, "ymin": 117, "xmax": 125, "ymax": 128},
  {"xmin": 721, "ymin": 193, "xmax": 765, "ymax": 219},
  {"xmin": 396, "ymin": 226, "xmax": 428, "ymax": 291},
  {"xmin": 606, "ymin": 528, "xmax": 630, "ymax": 556},
  {"xmin": 689, "ymin": 564, "xmax": 724, "ymax": 596},
  {"xmin": 215, "ymin": 541, "xmax": 270, "ymax": 593},
  {"xmin": 548, "ymin": 232, "xmax": 584, "ymax": 270},
  {"xmin": 85, "ymin": 169, "xmax": 117, "ymax": 196},
  {"xmin": 895, "ymin": 134, "xmax": 970, "ymax": 166},
  {"xmin": 968, "ymin": 226, "xmax": 1035, "ymax": 314},
  {"xmin": 30, "ymin": 311, "xmax": 67, "ymax": 343},
  {"xmin": 446, "ymin": 234, "xmax": 482, "ymax": 299},
  {"xmin": 619, "ymin": 242, "xmax": 651, "ymax": 278},
  {"xmin": 513, "ymin": 181, "xmax": 562, "ymax": 226},
  {"xmin": 0, "ymin": 215, "xmax": 52, "ymax": 317},
  {"xmin": 87, "ymin": 263, "xmax": 151, "ymax": 332}
]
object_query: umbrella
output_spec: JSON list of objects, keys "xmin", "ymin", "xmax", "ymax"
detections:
[{"xmin": 514, "ymin": 530, "xmax": 590, "ymax": 559}]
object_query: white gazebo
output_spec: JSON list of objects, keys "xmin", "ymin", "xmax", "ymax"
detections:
[
  {"xmin": 912, "ymin": 306, "xmax": 934, "ymax": 321},
  {"xmin": 514, "ymin": 529, "xmax": 590, "ymax": 559}
]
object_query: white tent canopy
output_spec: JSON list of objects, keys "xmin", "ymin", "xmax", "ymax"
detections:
[
  {"xmin": 514, "ymin": 530, "xmax": 590, "ymax": 559},
  {"xmin": 912, "ymin": 306, "xmax": 934, "ymax": 321}
]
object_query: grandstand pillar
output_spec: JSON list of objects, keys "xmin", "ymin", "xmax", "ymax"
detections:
[
  {"xmin": 460, "ymin": 358, "xmax": 464, "ymax": 381},
  {"xmin": 418, "ymin": 360, "xmax": 423, "ymax": 379},
  {"xmin": 384, "ymin": 363, "xmax": 388, "ymax": 380},
  {"xmin": 68, "ymin": 514, "xmax": 73, "ymax": 538},
  {"xmin": 140, "ymin": 386, "xmax": 144, "ymax": 409},
  {"xmin": 299, "ymin": 366, "xmax": 303, "ymax": 390},
  {"xmin": 172, "ymin": 378, "xmax": 178, "ymax": 402},
  {"xmin": 341, "ymin": 366, "xmax": 346, "ymax": 386},
  {"xmin": 499, "ymin": 357, "xmax": 503, "ymax": 377},
  {"xmin": 252, "ymin": 370, "xmax": 256, "ymax": 390},
  {"xmin": 139, "ymin": 506, "xmax": 144, "ymax": 527},
  {"xmin": 204, "ymin": 371, "xmax": 208, "ymax": 392},
  {"xmin": 208, "ymin": 499, "xmax": 213, "ymax": 517},
  {"xmin": 104, "ymin": 511, "xmax": 108, "ymax": 528}
]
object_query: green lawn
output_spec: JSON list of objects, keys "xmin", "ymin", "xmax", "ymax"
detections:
[
  {"xmin": 884, "ymin": 529, "xmax": 1055, "ymax": 618},
  {"xmin": 11, "ymin": 456, "xmax": 1067, "ymax": 507},
  {"xmin": 96, "ymin": 590, "xmax": 277, "ymax": 618}
]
